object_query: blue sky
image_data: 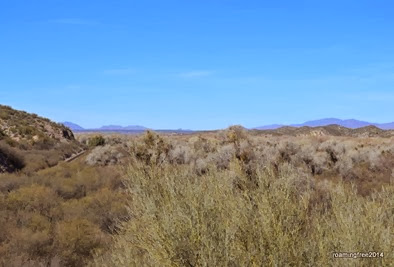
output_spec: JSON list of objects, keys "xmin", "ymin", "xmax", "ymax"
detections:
[{"xmin": 1, "ymin": 0, "xmax": 394, "ymax": 130}]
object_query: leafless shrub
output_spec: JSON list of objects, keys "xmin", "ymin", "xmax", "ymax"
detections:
[
  {"xmin": 194, "ymin": 158, "xmax": 209, "ymax": 175},
  {"xmin": 86, "ymin": 145, "xmax": 126, "ymax": 166},
  {"xmin": 168, "ymin": 144, "xmax": 192, "ymax": 164},
  {"xmin": 210, "ymin": 144, "xmax": 236, "ymax": 169}
]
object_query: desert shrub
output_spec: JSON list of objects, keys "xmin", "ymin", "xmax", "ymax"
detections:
[
  {"xmin": 193, "ymin": 158, "xmax": 209, "ymax": 175},
  {"xmin": 0, "ymin": 110, "xmax": 10, "ymax": 120},
  {"xmin": 209, "ymin": 143, "xmax": 236, "ymax": 169},
  {"xmin": 277, "ymin": 141, "xmax": 300, "ymax": 163},
  {"xmin": 190, "ymin": 135, "xmax": 217, "ymax": 154},
  {"xmin": 22, "ymin": 153, "xmax": 50, "ymax": 174},
  {"xmin": 6, "ymin": 184, "xmax": 60, "ymax": 218},
  {"xmin": 221, "ymin": 125, "xmax": 248, "ymax": 145},
  {"xmin": 9, "ymin": 224, "xmax": 52, "ymax": 260},
  {"xmin": 236, "ymin": 139, "xmax": 255, "ymax": 163},
  {"xmin": 1, "ymin": 128, "xmax": 393, "ymax": 266},
  {"xmin": 0, "ymin": 173, "xmax": 25, "ymax": 193},
  {"xmin": 16, "ymin": 125, "xmax": 36, "ymax": 137},
  {"xmin": 74, "ymin": 165, "xmax": 124, "ymax": 192},
  {"xmin": 0, "ymin": 142, "xmax": 25, "ymax": 172},
  {"xmin": 85, "ymin": 145, "xmax": 126, "ymax": 166},
  {"xmin": 32, "ymin": 135, "xmax": 55, "ymax": 150},
  {"xmin": 95, "ymin": 161, "xmax": 393, "ymax": 267},
  {"xmin": 4, "ymin": 137, "xmax": 18, "ymax": 147},
  {"xmin": 62, "ymin": 188, "xmax": 129, "ymax": 234},
  {"xmin": 0, "ymin": 156, "xmax": 126, "ymax": 265},
  {"xmin": 131, "ymin": 130, "xmax": 172, "ymax": 165},
  {"xmin": 168, "ymin": 144, "xmax": 192, "ymax": 164},
  {"xmin": 88, "ymin": 135, "xmax": 105, "ymax": 147},
  {"xmin": 55, "ymin": 218, "xmax": 108, "ymax": 266},
  {"xmin": 54, "ymin": 177, "xmax": 88, "ymax": 199}
]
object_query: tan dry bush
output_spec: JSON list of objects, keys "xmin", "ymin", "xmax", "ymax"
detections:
[
  {"xmin": 55, "ymin": 218, "xmax": 108, "ymax": 266},
  {"xmin": 168, "ymin": 143, "xmax": 192, "ymax": 165},
  {"xmin": 0, "ymin": 153, "xmax": 127, "ymax": 266},
  {"xmin": 62, "ymin": 188, "xmax": 129, "ymax": 234},
  {"xmin": 85, "ymin": 145, "xmax": 126, "ymax": 166},
  {"xmin": 209, "ymin": 143, "xmax": 236, "ymax": 170},
  {"xmin": 0, "ymin": 142, "xmax": 25, "ymax": 172},
  {"xmin": 3, "ymin": 129, "xmax": 392, "ymax": 266},
  {"xmin": 222, "ymin": 125, "xmax": 248, "ymax": 144},
  {"xmin": 9, "ymin": 227, "xmax": 52, "ymax": 260},
  {"xmin": 130, "ymin": 130, "xmax": 172, "ymax": 165},
  {"xmin": 189, "ymin": 135, "xmax": 218, "ymax": 154},
  {"xmin": 31, "ymin": 160, "xmax": 124, "ymax": 199},
  {"xmin": 193, "ymin": 158, "xmax": 209, "ymax": 176},
  {"xmin": 6, "ymin": 184, "xmax": 60, "ymax": 218},
  {"xmin": 95, "ymin": 160, "xmax": 393, "ymax": 266},
  {"xmin": 22, "ymin": 153, "xmax": 54, "ymax": 174},
  {"xmin": 0, "ymin": 172, "xmax": 25, "ymax": 193}
]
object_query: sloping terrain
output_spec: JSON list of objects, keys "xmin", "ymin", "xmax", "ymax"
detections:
[
  {"xmin": 0, "ymin": 105, "xmax": 82, "ymax": 173},
  {"xmin": 253, "ymin": 124, "xmax": 394, "ymax": 138},
  {"xmin": 0, "ymin": 105, "xmax": 74, "ymax": 146},
  {"xmin": 1, "ymin": 121, "xmax": 393, "ymax": 266},
  {"xmin": 0, "ymin": 106, "xmax": 126, "ymax": 266}
]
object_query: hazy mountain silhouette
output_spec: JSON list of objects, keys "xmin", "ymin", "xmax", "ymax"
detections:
[
  {"xmin": 98, "ymin": 125, "xmax": 148, "ymax": 131},
  {"xmin": 62, "ymin": 122, "xmax": 148, "ymax": 131},
  {"xmin": 62, "ymin": 118, "xmax": 394, "ymax": 132},
  {"xmin": 62, "ymin": 122, "xmax": 85, "ymax": 131},
  {"xmin": 255, "ymin": 118, "xmax": 394, "ymax": 130}
]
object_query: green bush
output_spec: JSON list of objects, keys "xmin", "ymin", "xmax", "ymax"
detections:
[{"xmin": 88, "ymin": 135, "xmax": 105, "ymax": 147}]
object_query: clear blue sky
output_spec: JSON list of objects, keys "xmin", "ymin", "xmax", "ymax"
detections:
[{"xmin": 1, "ymin": 0, "xmax": 393, "ymax": 130}]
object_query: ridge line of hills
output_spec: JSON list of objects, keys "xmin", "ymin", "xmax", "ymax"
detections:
[
  {"xmin": 62, "ymin": 118, "xmax": 394, "ymax": 132},
  {"xmin": 254, "ymin": 118, "xmax": 394, "ymax": 130},
  {"xmin": 62, "ymin": 122, "xmax": 193, "ymax": 132},
  {"xmin": 62, "ymin": 122, "xmax": 148, "ymax": 131}
]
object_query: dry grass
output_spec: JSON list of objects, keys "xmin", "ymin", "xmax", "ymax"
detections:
[
  {"xmin": 1, "ymin": 128, "xmax": 393, "ymax": 266},
  {"xmin": 93, "ymin": 129, "xmax": 393, "ymax": 266},
  {"xmin": 0, "ymin": 157, "xmax": 127, "ymax": 267},
  {"xmin": 95, "ymin": 161, "xmax": 393, "ymax": 266}
]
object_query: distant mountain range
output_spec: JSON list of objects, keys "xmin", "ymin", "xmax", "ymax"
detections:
[
  {"xmin": 62, "ymin": 122, "xmax": 148, "ymax": 131},
  {"xmin": 62, "ymin": 118, "xmax": 394, "ymax": 132},
  {"xmin": 62, "ymin": 122, "xmax": 85, "ymax": 131},
  {"xmin": 255, "ymin": 118, "xmax": 394, "ymax": 130},
  {"xmin": 97, "ymin": 125, "xmax": 148, "ymax": 131}
]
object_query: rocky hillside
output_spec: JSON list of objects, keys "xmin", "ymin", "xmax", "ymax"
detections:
[
  {"xmin": 0, "ymin": 105, "xmax": 75, "ymax": 148},
  {"xmin": 0, "ymin": 105, "xmax": 82, "ymax": 173}
]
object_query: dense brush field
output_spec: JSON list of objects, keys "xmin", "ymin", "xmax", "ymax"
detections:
[{"xmin": 1, "ymin": 126, "xmax": 393, "ymax": 266}]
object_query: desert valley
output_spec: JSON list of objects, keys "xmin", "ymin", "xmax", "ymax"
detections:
[{"xmin": 0, "ymin": 105, "xmax": 392, "ymax": 266}]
